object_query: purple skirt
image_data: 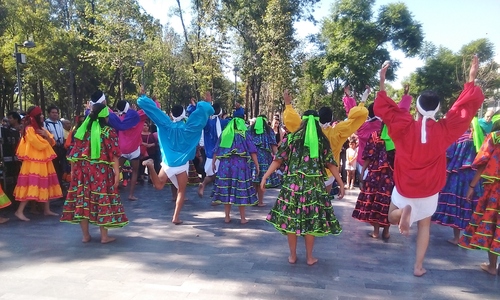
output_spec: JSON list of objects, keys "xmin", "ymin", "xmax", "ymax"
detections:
[{"xmin": 212, "ymin": 155, "xmax": 257, "ymax": 206}]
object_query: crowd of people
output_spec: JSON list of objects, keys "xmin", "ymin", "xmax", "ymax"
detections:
[{"xmin": 0, "ymin": 55, "xmax": 499, "ymax": 276}]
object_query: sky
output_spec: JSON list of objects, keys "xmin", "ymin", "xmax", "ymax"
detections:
[{"xmin": 138, "ymin": 0, "xmax": 500, "ymax": 88}]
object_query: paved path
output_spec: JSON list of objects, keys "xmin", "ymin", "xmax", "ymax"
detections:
[{"xmin": 0, "ymin": 184, "xmax": 498, "ymax": 300}]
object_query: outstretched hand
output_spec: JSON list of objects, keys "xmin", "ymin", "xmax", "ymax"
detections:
[
  {"xmin": 190, "ymin": 97, "xmax": 196, "ymax": 106},
  {"xmin": 404, "ymin": 84, "xmax": 410, "ymax": 95},
  {"xmin": 469, "ymin": 55, "xmax": 479, "ymax": 83},
  {"xmin": 380, "ymin": 62, "xmax": 390, "ymax": 91},
  {"xmin": 283, "ymin": 89, "xmax": 292, "ymax": 105}
]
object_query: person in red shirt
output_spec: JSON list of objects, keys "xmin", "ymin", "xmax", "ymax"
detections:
[{"xmin": 374, "ymin": 55, "xmax": 484, "ymax": 276}]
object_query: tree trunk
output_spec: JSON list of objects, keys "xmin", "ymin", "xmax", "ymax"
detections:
[
  {"xmin": 32, "ymin": 82, "xmax": 39, "ymax": 107},
  {"xmin": 254, "ymin": 76, "xmax": 262, "ymax": 118},
  {"xmin": 245, "ymin": 79, "xmax": 250, "ymax": 118},
  {"xmin": 39, "ymin": 80, "xmax": 45, "ymax": 114},
  {"xmin": 176, "ymin": 0, "xmax": 199, "ymax": 99}
]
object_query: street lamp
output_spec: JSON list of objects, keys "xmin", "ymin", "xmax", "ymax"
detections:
[
  {"xmin": 14, "ymin": 41, "xmax": 36, "ymax": 112},
  {"xmin": 59, "ymin": 68, "xmax": 76, "ymax": 117},
  {"xmin": 136, "ymin": 60, "xmax": 145, "ymax": 88},
  {"xmin": 233, "ymin": 66, "xmax": 239, "ymax": 106}
]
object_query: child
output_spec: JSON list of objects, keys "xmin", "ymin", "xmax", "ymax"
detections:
[
  {"xmin": 375, "ymin": 56, "xmax": 483, "ymax": 276},
  {"xmin": 60, "ymin": 103, "xmax": 128, "ymax": 243},
  {"xmin": 261, "ymin": 109, "xmax": 345, "ymax": 265},
  {"xmin": 345, "ymin": 139, "xmax": 357, "ymax": 189},
  {"xmin": 458, "ymin": 131, "xmax": 500, "ymax": 275},
  {"xmin": 212, "ymin": 115, "xmax": 259, "ymax": 223},
  {"xmin": 247, "ymin": 115, "xmax": 280, "ymax": 206}
]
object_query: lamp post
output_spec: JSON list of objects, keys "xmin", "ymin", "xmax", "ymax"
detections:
[
  {"xmin": 233, "ymin": 66, "xmax": 239, "ymax": 106},
  {"xmin": 14, "ymin": 41, "xmax": 36, "ymax": 112},
  {"xmin": 136, "ymin": 60, "xmax": 145, "ymax": 88},
  {"xmin": 59, "ymin": 68, "xmax": 76, "ymax": 117}
]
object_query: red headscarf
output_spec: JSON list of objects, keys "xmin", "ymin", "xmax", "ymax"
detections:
[{"xmin": 23, "ymin": 106, "xmax": 43, "ymax": 135}]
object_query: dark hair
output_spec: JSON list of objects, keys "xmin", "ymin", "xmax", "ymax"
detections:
[
  {"xmin": 212, "ymin": 103, "xmax": 222, "ymax": 115},
  {"xmin": 116, "ymin": 100, "xmax": 128, "ymax": 112},
  {"xmin": 249, "ymin": 114, "xmax": 272, "ymax": 134},
  {"xmin": 7, "ymin": 111, "xmax": 21, "ymax": 123},
  {"xmin": 171, "ymin": 105, "xmax": 184, "ymax": 118},
  {"xmin": 418, "ymin": 91, "xmax": 440, "ymax": 112},
  {"xmin": 26, "ymin": 106, "xmax": 43, "ymax": 128},
  {"xmin": 87, "ymin": 103, "xmax": 108, "ymax": 131},
  {"xmin": 47, "ymin": 105, "xmax": 59, "ymax": 114},
  {"xmin": 318, "ymin": 107, "xmax": 333, "ymax": 124},
  {"xmin": 297, "ymin": 110, "xmax": 331, "ymax": 152},
  {"xmin": 90, "ymin": 90, "xmax": 104, "ymax": 103},
  {"xmin": 368, "ymin": 103, "xmax": 375, "ymax": 119}
]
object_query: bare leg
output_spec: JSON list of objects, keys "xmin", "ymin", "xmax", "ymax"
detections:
[
  {"xmin": 171, "ymin": 171, "xmax": 188, "ymax": 225},
  {"xmin": 142, "ymin": 159, "xmax": 167, "ymax": 190},
  {"xmin": 224, "ymin": 204, "xmax": 231, "ymax": 223},
  {"xmin": 255, "ymin": 183, "xmax": 265, "ymax": 206},
  {"xmin": 15, "ymin": 201, "xmax": 30, "ymax": 221},
  {"xmin": 305, "ymin": 234, "xmax": 318, "ymax": 265},
  {"xmin": 128, "ymin": 159, "xmax": 140, "ymax": 200},
  {"xmin": 346, "ymin": 170, "xmax": 352, "ymax": 189},
  {"xmin": 198, "ymin": 175, "xmax": 215, "ymax": 198},
  {"xmin": 170, "ymin": 185, "xmax": 178, "ymax": 201},
  {"xmin": 99, "ymin": 227, "xmax": 115, "ymax": 244},
  {"xmin": 239, "ymin": 206, "xmax": 248, "ymax": 224},
  {"xmin": 43, "ymin": 201, "xmax": 58, "ymax": 216},
  {"xmin": 382, "ymin": 225, "xmax": 390, "ymax": 239},
  {"xmin": 448, "ymin": 228, "xmax": 461, "ymax": 245},
  {"xmin": 0, "ymin": 217, "xmax": 9, "ymax": 224},
  {"xmin": 287, "ymin": 233, "xmax": 298, "ymax": 264},
  {"xmin": 80, "ymin": 219, "xmax": 91, "ymax": 242},
  {"xmin": 369, "ymin": 222, "xmax": 380, "ymax": 238},
  {"xmin": 325, "ymin": 183, "xmax": 333, "ymax": 194},
  {"xmin": 414, "ymin": 217, "xmax": 430, "ymax": 277},
  {"xmin": 388, "ymin": 202, "xmax": 401, "ymax": 225},
  {"xmin": 480, "ymin": 252, "xmax": 498, "ymax": 275},
  {"xmin": 399, "ymin": 205, "xmax": 412, "ymax": 236}
]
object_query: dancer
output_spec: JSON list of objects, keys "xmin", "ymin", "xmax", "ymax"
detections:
[
  {"xmin": 459, "ymin": 131, "xmax": 500, "ymax": 275},
  {"xmin": 431, "ymin": 124, "xmax": 483, "ymax": 244},
  {"xmin": 212, "ymin": 115, "xmax": 259, "ymax": 223},
  {"xmin": 197, "ymin": 102, "xmax": 230, "ymax": 198},
  {"xmin": 261, "ymin": 109, "xmax": 344, "ymax": 265},
  {"xmin": 375, "ymin": 56, "xmax": 484, "ymax": 276},
  {"xmin": 14, "ymin": 106, "xmax": 62, "ymax": 221},
  {"xmin": 283, "ymin": 89, "xmax": 368, "ymax": 192},
  {"xmin": 139, "ymin": 91, "xmax": 214, "ymax": 225},
  {"xmin": 60, "ymin": 103, "xmax": 128, "ymax": 243},
  {"xmin": 247, "ymin": 115, "xmax": 280, "ymax": 206}
]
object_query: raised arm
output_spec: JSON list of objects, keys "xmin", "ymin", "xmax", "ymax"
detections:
[
  {"xmin": 137, "ymin": 95, "xmax": 172, "ymax": 129},
  {"xmin": 282, "ymin": 89, "xmax": 301, "ymax": 133},
  {"xmin": 108, "ymin": 109, "xmax": 140, "ymax": 131}
]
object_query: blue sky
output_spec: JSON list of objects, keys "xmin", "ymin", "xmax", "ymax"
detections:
[{"xmin": 138, "ymin": 0, "xmax": 500, "ymax": 88}]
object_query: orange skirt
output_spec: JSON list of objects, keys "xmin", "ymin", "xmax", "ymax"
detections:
[{"xmin": 14, "ymin": 160, "xmax": 62, "ymax": 202}]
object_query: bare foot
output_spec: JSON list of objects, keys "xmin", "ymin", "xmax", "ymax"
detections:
[
  {"xmin": 288, "ymin": 255, "xmax": 297, "ymax": 264},
  {"xmin": 307, "ymin": 257, "xmax": 318, "ymax": 266},
  {"xmin": 240, "ymin": 219, "xmax": 249, "ymax": 224},
  {"xmin": 0, "ymin": 217, "xmax": 9, "ymax": 224},
  {"xmin": 101, "ymin": 237, "xmax": 116, "ymax": 244},
  {"xmin": 82, "ymin": 235, "xmax": 91, "ymax": 243},
  {"xmin": 128, "ymin": 196, "xmax": 138, "ymax": 201},
  {"xmin": 15, "ymin": 211, "xmax": 30, "ymax": 221},
  {"xmin": 480, "ymin": 263, "xmax": 497, "ymax": 275},
  {"xmin": 257, "ymin": 203, "xmax": 266, "ymax": 207},
  {"xmin": 399, "ymin": 205, "xmax": 412, "ymax": 236},
  {"xmin": 197, "ymin": 184, "xmax": 204, "ymax": 198},
  {"xmin": 211, "ymin": 201, "xmax": 220, "ymax": 206},
  {"xmin": 224, "ymin": 217, "xmax": 231, "ymax": 223},
  {"xmin": 382, "ymin": 227, "xmax": 390, "ymax": 239},
  {"xmin": 413, "ymin": 267, "xmax": 427, "ymax": 277},
  {"xmin": 368, "ymin": 232, "xmax": 379, "ymax": 238},
  {"xmin": 44, "ymin": 211, "xmax": 59, "ymax": 216},
  {"xmin": 172, "ymin": 220, "xmax": 183, "ymax": 225},
  {"xmin": 447, "ymin": 238, "xmax": 459, "ymax": 245},
  {"xmin": 142, "ymin": 159, "xmax": 154, "ymax": 167}
]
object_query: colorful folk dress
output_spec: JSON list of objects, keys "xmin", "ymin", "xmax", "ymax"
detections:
[
  {"xmin": 459, "ymin": 131, "xmax": 500, "ymax": 255},
  {"xmin": 212, "ymin": 132, "xmax": 258, "ymax": 206},
  {"xmin": 432, "ymin": 131, "xmax": 483, "ymax": 230},
  {"xmin": 60, "ymin": 126, "xmax": 128, "ymax": 228},
  {"xmin": 0, "ymin": 185, "xmax": 11, "ymax": 209},
  {"xmin": 352, "ymin": 130, "xmax": 394, "ymax": 226},
  {"xmin": 266, "ymin": 134, "xmax": 342, "ymax": 236},
  {"xmin": 247, "ymin": 127, "xmax": 281, "ymax": 187},
  {"xmin": 13, "ymin": 127, "xmax": 62, "ymax": 202}
]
